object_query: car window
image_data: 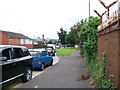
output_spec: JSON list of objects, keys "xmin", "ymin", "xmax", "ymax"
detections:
[
  {"xmin": 1, "ymin": 48, "xmax": 12, "ymax": 60},
  {"xmin": 22, "ymin": 48, "xmax": 30, "ymax": 56},
  {"xmin": 42, "ymin": 51, "xmax": 47, "ymax": 56},
  {"xmin": 30, "ymin": 51, "xmax": 38, "ymax": 58},
  {"xmin": 13, "ymin": 48, "xmax": 23, "ymax": 58},
  {"xmin": 47, "ymin": 48, "xmax": 52, "ymax": 50}
]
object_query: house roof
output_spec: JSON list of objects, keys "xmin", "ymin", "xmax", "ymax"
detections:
[{"xmin": 0, "ymin": 30, "xmax": 31, "ymax": 39}]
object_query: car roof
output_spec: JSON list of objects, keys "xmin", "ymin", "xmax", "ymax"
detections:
[
  {"xmin": 29, "ymin": 48, "xmax": 46, "ymax": 53},
  {"xmin": 45, "ymin": 46, "xmax": 54, "ymax": 48},
  {"xmin": 0, "ymin": 45, "xmax": 26, "ymax": 49}
]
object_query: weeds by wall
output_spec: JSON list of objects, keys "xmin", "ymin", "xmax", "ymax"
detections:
[{"xmin": 79, "ymin": 16, "xmax": 113, "ymax": 88}]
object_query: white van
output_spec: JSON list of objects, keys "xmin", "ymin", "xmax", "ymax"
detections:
[{"xmin": 47, "ymin": 44, "xmax": 56, "ymax": 49}]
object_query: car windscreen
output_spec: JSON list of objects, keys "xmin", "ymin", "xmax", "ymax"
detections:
[
  {"xmin": 29, "ymin": 51, "xmax": 38, "ymax": 58},
  {"xmin": 46, "ymin": 48, "xmax": 53, "ymax": 50}
]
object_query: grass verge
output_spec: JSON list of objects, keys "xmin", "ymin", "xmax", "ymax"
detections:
[{"xmin": 56, "ymin": 47, "xmax": 76, "ymax": 56}]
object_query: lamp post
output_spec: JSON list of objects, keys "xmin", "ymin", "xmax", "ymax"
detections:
[{"xmin": 89, "ymin": 0, "xmax": 90, "ymax": 17}]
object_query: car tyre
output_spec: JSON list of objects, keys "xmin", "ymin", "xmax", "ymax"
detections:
[
  {"xmin": 50, "ymin": 59, "xmax": 53, "ymax": 66},
  {"xmin": 40, "ymin": 63, "xmax": 45, "ymax": 71},
  {"xmin": 21, "ymin": 67, "xmax": 32, "ymax": 83}
]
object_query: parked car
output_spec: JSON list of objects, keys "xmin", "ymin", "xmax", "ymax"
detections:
[
  {"xmin": 29, "ymin": 49, "xmax": 53, "ymax": 71},
  {"xmin": 47, "ymin": 44, "xmax": 56, "ymax": 49},
  {"xmin": 45, "ymin": 46, "xmax": 56, "ymax": 56},
  {"xmin": 0, "ymin": 45, "xmax": 33, "ymax": 85},
  {"xmin": 55, "ymin": 45, "xmax": 60, "ymax": 49}
]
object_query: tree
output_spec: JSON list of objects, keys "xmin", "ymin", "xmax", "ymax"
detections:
[
  {"xmin": 48, "ymin": 40, "xmax": 53, "ymax": 44},
  {"xmin": 79, "ymin": 16, "xmax": 100, "ymax": 61},
  {"xmin": 48, "ymin": 39, "xmax": 57, "ymax": 44},
  {"xmin": 65, "ymin": 19, "xmax": 86, "ymax": 47},
  {"xmin": 57, "ymin": 27, "xmax": 67, "ymax": 45},
  {"xmin": 65, "ymin": 32, "xmax": 76, "ymax": 47}
]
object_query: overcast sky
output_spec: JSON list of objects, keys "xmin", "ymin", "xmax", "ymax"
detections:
[{"xmin": 0, "ymin": 0, "xmax": 118, "ymax": 39}]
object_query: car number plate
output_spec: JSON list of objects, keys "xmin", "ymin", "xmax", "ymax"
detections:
[{"xmin": 48, "ymin": 50, "xmax": 51, "ymax": 52}]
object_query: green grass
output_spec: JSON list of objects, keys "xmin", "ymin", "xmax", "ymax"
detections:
[{"xmin": 56, "ymin": 48, "xmax": 76, "ymax": 56}]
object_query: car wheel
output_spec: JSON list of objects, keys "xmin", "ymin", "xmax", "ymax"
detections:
[
  {"xmin": 21, "ymin": 67, "xmax": 32, "ymax": 83},
  {"xmin": 50, "ymin": 59, "xmax": 53, "ymax": 66},
  {"xmin": 40, "ymin": 63, "xmax": 45, "ymax": 71},
  {"xmin": 53, "ymin": 53, "xmax": 55, "ymax": 56}
]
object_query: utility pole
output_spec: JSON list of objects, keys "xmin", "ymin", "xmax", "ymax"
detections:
[{"xmin": 89, "ymin": 0, "xmax": 90, "ymax": 17}]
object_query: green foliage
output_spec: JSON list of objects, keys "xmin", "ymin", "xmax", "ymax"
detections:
[
  {"xmin": 78, "ymin": 16, "xmax": 113, "ymax": 88},
  {"xmin": 65, "ymin": 19, "xmax": 86, "ymax": 47},
  {"xmin": 83, "ymin": 40, "xmax": 97, "ymax": 63},
  {"xmin": 80, "ymin": 16, "xmax": 100, "ymax": 62},
  {"xmin": 65, "ymin": 32, "xmax": 76, "ymax": 47},
  {"xmin": 89, "ymin": 52, "xmax": 113, "ymax": 88},
  {"xmin": 57, "ymin": 27, "xmax": 67, "ymax": 45},
  {"xmin": 48, "ymin": 39, "xmax": 57, "ymax": 44},
  {"xmin": 38, "ymin": 41, "xmax": 44, "ymax": 45}
]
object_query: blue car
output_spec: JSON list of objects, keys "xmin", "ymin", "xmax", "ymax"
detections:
[{"xmin": 29, "ymin": 49, "xmax": 53, "ymax": 71}]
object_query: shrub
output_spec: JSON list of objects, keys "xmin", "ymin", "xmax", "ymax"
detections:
[{"xmin": 79, "ymin": 16, "xmax": 113, "ymax": 88}]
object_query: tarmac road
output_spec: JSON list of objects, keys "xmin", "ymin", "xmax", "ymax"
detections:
[{"xmin": 20, "ymin": 50, "xmax": 92, "ymax": 88}]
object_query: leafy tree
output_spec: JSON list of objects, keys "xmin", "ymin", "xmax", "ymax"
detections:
[
  {"xmin": 57, "ymin": 27, "xmax": 67, "ymax": 45},
  {"xmin": 65, "ymin": 32, "xmax": 76, "ymax": 47},
  {"xmin": 65, "ymin": 19, "xmax": 86, "ymax": 47},
  {"xmin": 38, "ymin": 41, "xmax": 44, "ymax": 46},
  {"xmin": 48, "ymin": 39, "xmax": 57, "ymax": 44},
  {"xmin": 79, "ymin": 16, "xmax": 100, "ymax": 62},
  {"xmin": 48, "ymin": 40, "xmax": 53, "ymax": 44}
]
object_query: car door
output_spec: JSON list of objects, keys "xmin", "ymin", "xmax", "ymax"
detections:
[
  {"xmin": 1, "ymin": 48, "xmax": 17, "ymax": 83},
  {"xmin": 12, "ymin": 48, "xmax": 25, "ymax": 76},
  {"xmin": 42, "ymin": 51, "xmax": 51, "ymax": 65},
  {"xmin": 41, "ymin": 51, "xmax": 49, "ymax": 66}
]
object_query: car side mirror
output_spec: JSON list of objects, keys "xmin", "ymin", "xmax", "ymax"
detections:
[{"xmin": 0, "ymin": 57, "xmax": 7, "ymax": 61}]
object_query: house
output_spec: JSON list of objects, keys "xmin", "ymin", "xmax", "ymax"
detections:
[{"xmin": 0, "ymin": 30, "xmax": 33, "ymax": 49}]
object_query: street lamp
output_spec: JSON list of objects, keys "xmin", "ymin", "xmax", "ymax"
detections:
[{"xmin": 89, "ymin": 0, "xmax": 91, "ymax": 17}]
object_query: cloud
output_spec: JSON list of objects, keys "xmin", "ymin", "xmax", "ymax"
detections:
[{"xmin": 0, "ymin": 0, "xmax": 118, "ymax": 39}]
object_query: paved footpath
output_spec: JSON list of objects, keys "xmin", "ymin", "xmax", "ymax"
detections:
[{"xmin": 21, "ymin": 50, "xmax": 92, "ymax": 88}]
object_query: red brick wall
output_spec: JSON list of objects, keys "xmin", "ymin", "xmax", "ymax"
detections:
[
  {"xmin": 0, "ymin": 32, "xmax": 9, "ymax": 45},
  {"xmin": 19, "ymin": 44, "xmax": 33, "ymax": 49},
  {"xmin": 118, "ymin": 31, "xmax": 120, "ymax": 86},
  {"xmin": 0, "ymin": 32, "xmax": 33, "ymax": 49},
  {"xmin": 98, "ymin": 21, "xmax": 120, "ymax": 87},
  {"xmin": 0, "ymin": 32, "xmax": 2, "ymax": 44},
  {"xmin": 9, "ymin": 38, "xmax": 20, "ymax": 45},
  {"xmin": 106, "ymin": 31, "xmax": 119, "ymax": 87},
  {"xmin": 98, "ymin": 34, "xmax": 106, "ymax": 63}
]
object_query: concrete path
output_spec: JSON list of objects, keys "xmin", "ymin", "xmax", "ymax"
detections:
[{"xmin": 21, "ymin": 50, "xmax": 92, "ymax": 88}]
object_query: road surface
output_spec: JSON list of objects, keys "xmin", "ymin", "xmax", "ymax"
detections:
[{"xmin": 20, "ymin": 50, "xmax": 92, "ymax": 88}]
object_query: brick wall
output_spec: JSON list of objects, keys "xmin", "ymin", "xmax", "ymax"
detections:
[
  {"xmin": 119, "ymin": 31, "xmax": 120, "ymax": 86},
  {"xmin": 9, "ymin": 38, "xmax": 20, "ymax": 45},
  {"xmin": 19, "ymin": 44, "xmax": 33, "ymax": 49},
  {"xmin": 98, "ymin": 18, "xmax": 120, "ymax": 87},
  {"xmin": 0, "ymin": 32, "xmax": 9, "ymax": 45},
  {"xmin": 0, "ymin": 32, "xmax": 2, "ymax": 44}
]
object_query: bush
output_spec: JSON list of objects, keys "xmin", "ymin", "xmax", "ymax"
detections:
[
  {"xmin": 88, "ymin": 52, "xmax": 113, "ymax": 88},
  {"xmin": 79, "ymin": 16, "xmax": 113, "ymax": 88}
]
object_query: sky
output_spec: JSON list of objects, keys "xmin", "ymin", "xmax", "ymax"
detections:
[{"xmin": 0, "ymin": 0, "xmax": 119, "ymax": 39}]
